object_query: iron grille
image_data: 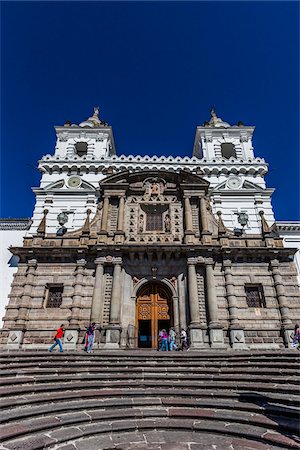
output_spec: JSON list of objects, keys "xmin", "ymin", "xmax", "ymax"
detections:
[{"xmin": 46, "ymin": 286, "xmax": 63, "ymax": 308}]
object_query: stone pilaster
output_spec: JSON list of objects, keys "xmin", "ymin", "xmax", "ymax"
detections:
[
  {"xmin": 205, "ymin": 258, "xmax": 224, "ymax": 348},
  {"xmin": 223, "ymin": 259, "xmax": 247, "ymax": 349},
  {"xmin": 178, "ymin": 274, "xmax": 187, "ymax": 331},
  {"xmin": 117, "ymin": 195, "xmax": 125, "ymax": 232},
  {"xmin": 200, "ymin": 197, "xmax": 209, "ymax": 232},
  {"xmin": 100, "ymin": 195, "xmax": 110, "ymax": 232},
  {"xmin": 65, "ymin": 259, "xmax": 86, "ymax": 350},
  {"xmin": 200, "ymin": 197, "xmax": 212, "ymax": 244},
  {"xmin": 187, "ymin": 259, "xmax": 204, "ymax": 348},
  {"xmin": 115, "ymin": 195, "xmax": 126, "ymax": 244},
  {"xmin": 184, "ymin": 196, "xmax": 194, "ymax": 244},
  {"xmin": 105, "ymin": 258, "xmax": 123, "ymax": 349},
  {"xmin": 7, "ymin": 259, "xmax": 37, "ymax": 349},
  {"xmin": 270, "ymin": 259, "xmax": 293, "ymax": 347},
  {"xmin": 90, "ymin": 258, "xmax": 105, "ymax": 327}
]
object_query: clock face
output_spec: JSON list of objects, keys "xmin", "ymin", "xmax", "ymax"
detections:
[
  {"xmin": 226, "ymin": 176, "xmax": 242, "ymax": 190},
  {"xmin": 67, "ymin": 176, "xmax": 81, "ymax": 188}
]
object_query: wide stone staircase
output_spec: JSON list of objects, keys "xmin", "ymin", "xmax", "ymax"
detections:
[{"xmin": 0, "ymin": 350, "xmax": 299, "ymax": 450}]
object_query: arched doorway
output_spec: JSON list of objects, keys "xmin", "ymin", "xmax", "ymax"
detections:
[{"xmin": 136, "ymin": 283, "xmax": 173, "ymax": 349}]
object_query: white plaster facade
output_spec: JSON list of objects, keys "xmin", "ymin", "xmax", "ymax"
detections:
[
  {"xmin": 29, "ymin": 108, "xmax": 274, "ymax": 236},
  {"xmin": 277, "ymin": 222, "xmax": 300, "ymax": 287}
]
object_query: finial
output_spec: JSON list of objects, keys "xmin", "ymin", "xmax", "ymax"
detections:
[
  {"xmin": 210, "ymin": 106, "xmax": 217, "ymax": 118},
  {"xmin": 217, "ymin": 211, "xmax": 227, "ymax": 235},
  {"xmin": 259, "ymin": 210, "xmax": 271, "ymax": 235},
  {"xmin": 93, "ymin": 106, "xmax": 99, "ymax": 117},
  {"xmin": 37, "ymin": 209, "xmax": 48, "ymax": 237},
  {"xmin": 81, "ymin": 209, "xmax": 91, "ymax": 236}
]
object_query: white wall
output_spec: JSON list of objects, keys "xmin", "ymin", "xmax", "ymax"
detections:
[{"xmin": 0, "ymin": 229, "xmax": 27, "ymax": 327}]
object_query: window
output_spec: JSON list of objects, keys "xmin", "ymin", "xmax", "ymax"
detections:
[
  {"xmin": 75, "ymin": 142, "xmax": 88, "ymax": 157},
  {"xmin": 141, "ymin": 204, "xmax": 167, "ymax": 232},
  {"xmin": 146, "ymin": 212, "xmax": 163, "ymax": 231},
  {"xmin": 245, "ymin": 285, "xmax": 265, "ymax": 308},
  {"xmin": 221, "ymin": 143, "xmax": 236, "ymax": 159},
  {"xmin": 46, "ymin": 284, "xmax": 63, "ymax": 308}
]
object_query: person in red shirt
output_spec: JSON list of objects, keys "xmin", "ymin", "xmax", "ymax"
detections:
[{"xmin": 49, "ymin": 324, "xmax": 65, "ymax": 353}]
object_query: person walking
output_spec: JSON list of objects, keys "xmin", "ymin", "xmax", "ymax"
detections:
[
  {"xmin": 180, "ymin": 328, "xmax": 188, "ymax": 351},
  {"xmin": 169, "ymin": 327, "xmax": 177, "ymax": 351},
  {"xmin": 49, "ymin": 324, "xmax": 65, "ymax": 353},
  {"xmin": 160, "ymin": 329, "xmax": 169, "ymax": 351},
  {"xmin": 87, "ymin": 322, "xmax": 95, "ymax": 353}
]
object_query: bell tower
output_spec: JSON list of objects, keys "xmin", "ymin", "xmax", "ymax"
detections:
[
  {"xmin": 193, "ymin": 108, "xmax": 255, "ymax": 160},
  {"xmin": 192, "ymin": 109, "xmax": 275, "ymax": 234},
  {"xmin": 54, "ymin": 107, "xmax": 116, "ymax": 159}
]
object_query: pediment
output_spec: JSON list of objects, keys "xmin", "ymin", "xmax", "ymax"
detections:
[
  {"xmin": 43, "ymin": 179, "xmax": 97, "ymax": 192},
  {"xmin": 212, "ymin": 178, "xmax": 266, "ymax": 193},
  {"xmin": 44, "ymin": 180, "xmax": 65, "ymax": 190},
  {"xmin": 100, "ymin": 169, "xmax": 209, "ymax": 189}
]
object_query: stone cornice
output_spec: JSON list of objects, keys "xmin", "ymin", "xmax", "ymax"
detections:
[
  {"xmin": 276, "ymin": 221, "xmax": 300, "ymax": 232},
  {"xmin": 38, "ymin": 154, "xmax": 268, "ymax": 176},
  {"xmin": 0, "ymin": 219, "xmax": 32, "ymax": 230}
]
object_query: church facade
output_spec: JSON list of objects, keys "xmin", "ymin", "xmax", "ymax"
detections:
[{"xmin": 1, "ymin": 108, "xmax": 299, "ymax": 350}]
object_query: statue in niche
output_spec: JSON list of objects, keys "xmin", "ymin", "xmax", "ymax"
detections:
[
  {"xmin": 138, "ymin": 214, "xmax": 144, "ymax": 232},
  {"xmin": 164, "ymin": 214, "xmax": 171, "ymax": 232}
]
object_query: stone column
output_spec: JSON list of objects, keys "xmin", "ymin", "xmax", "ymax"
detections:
[
  {"xmin": 200, "ymin": 196, "xmax": 212, "ymax": 244},
  {"xmin": 223, "ymin": 259, "xmax": 247, "ymax": 349},
  {"xmin": 7, "ymin": 259, "xmax": 37, "ymax": 349},
  {"xmin": 187, "ymin": 259, "xmax": 204, "ymax": 348},
  {"xmin": 270, "ymin": 259, "xmax": 293, "ymax": 347},
  {"xmin": 205, "ymin": 258, "xmax": 224, "ymax": 348},
  {"xmin": 184, "ymin": 196, "xmax": 193, "ymax": 232},
  {"xmin": 91, "ymin": 258, "xmax": 105, "ymax": 327},
  {"xmin": 105, "ymin": 259, "xmax": 122, "ymax": 348},
  {"xmin": 178, "ymin": 274, "xmax": 187, "ymax": 331},
  {"xmin": 200, "ymin": 197, "xmax": 209, "ymax": 233},
  {"xmin": 117, "ymin": 195, "xmax": 125, "ymax": 232},
  {"xmin": 100, "ymin": 195, "xmax": 110, "ymax": 232},
  {"xmin": 184, "ymin": 196, "xmax": 194, "ymax": 244},
  {"xmin": 115, "ymin": 195, "xmax": 126, "ymax": 244},
  {"xmin": 65, "ymin": 259, "xmax": 86, "ymax": 350}
]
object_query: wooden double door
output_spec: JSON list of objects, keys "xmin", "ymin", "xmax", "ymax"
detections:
[{"xmin": 136, "ymin": 284, "xmax": 172, "ymax": 349}]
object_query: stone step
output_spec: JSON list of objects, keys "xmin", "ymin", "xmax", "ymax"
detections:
[
  {"xmin": 1, "ymin": 387, "xmax": 298, "ymax": 411},
  {"xmin": 1, "ymin": 396, "xmax": 299, "ymax": 425},
  {"xmin": 0, "ymin": 378, "xmax": 299, "ymax": 398},
  {"xmin": 2, "ymin": 363, "xmax": 297, "ymax": 376},
  {"xmin": 1, "ymin": 416, "xmax": 299, "ymax": 450},
  {"xmin": 0, "ymin": 373, "xmax": 298, "ymax": 387},
  {"xmin": 0, "ymin": 351, "xmax": 299, "ymax": 450}
]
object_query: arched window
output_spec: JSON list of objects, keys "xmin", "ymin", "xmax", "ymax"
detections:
[
  {"xmin": 221, "ymin": 143, "xmax": 236, "ymax": 159},
  {"xmin": 75, "ymin": 142, "xmax": 88, "ymax": 157}
]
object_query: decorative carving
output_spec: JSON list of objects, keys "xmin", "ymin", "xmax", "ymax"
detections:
[
  {"xmin": 132, "ymin": 276, "xmax": 140, "ymax": 285},
  {"xmin": 259, "ymin": 211, "xmax": 271, "ymax": 236},
  {"xmin": 37, "ymin": 209, "xmax": 48, "ymax": 236},
  {"xmin": 138, "ymin": 215, "xmax": 144, "ymax": 233},
  {"xmin": 143, "ymin": 178, "xmax": 166, "ymax": 197},
  {"xmin": 164, "ymin": 214, "xmax": 171, "ymax": 232},
  {"xmin": 170, "ymin": 276, "xmax": 177, "ymax": 287}
]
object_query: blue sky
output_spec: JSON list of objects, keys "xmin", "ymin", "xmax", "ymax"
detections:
[{"xmin": 1, "ymin": 1, "xmax": 299, "ymax": 220}]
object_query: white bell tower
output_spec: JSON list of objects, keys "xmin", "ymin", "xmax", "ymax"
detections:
[
  {"xmin": 54, "ymin": 107, "xmax": 116, "ymax": 159},
  {"xmin": 192, "ymin": 109, "xmax": 275, "ymax": 234}
]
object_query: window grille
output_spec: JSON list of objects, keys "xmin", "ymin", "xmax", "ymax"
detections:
[
  {"xmin": 46, "ymin": 285, "xmax": 63, "ymax": 308},
  {"xmin": 146, "ymin": 212, "xmax": 163, "ymax": 231},
  {"xmin": 245, "ymin": 285, "xmax": 265, "ymax": 308}
]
